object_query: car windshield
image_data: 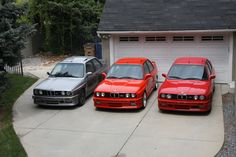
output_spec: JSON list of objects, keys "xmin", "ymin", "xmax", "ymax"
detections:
[
  {"xmin": 50, "ymin": 63, "xmax": 84, "ymax": 78},
  {"xmin": 168, "ymin": 64, "xmax": 207, "ymax": 80},
  {"xmin": 106, "ymin": 64, "xmax": 143, "ymax": 80}
]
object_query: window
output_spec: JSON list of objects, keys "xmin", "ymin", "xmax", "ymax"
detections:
[
  {"xmin": 50, "ymin": 63, "xmax": 84, "ymax": 78},
  {"xmin": 173, "ymin": 36, "xmax": 194, "ymax": 41},
  {"xmin": 144, "ymin": 63, "xmax": 150, "ymax": 75},
  {"xmin": 146, "ymin": 60, "xmax": 154, "ymax": 72},
  {"xmin": 145, "ymin": 36, "xmax": 166, "ymax": 42},
  {"xmin": 92, "ymin": 58, "xmax": 102, "ymax": 70},
  {"xmin": 201, "ymin": 36, "xmax": 224, "ymax": 41},
  {"xmin": 206, "ymin": 60, "xmax": 213, "ymax": 74},
  {"xmin": 86, "ymin": 61, "xmax": 95, "ymax": 73},
  {"xmin": 119, "ymin": 37, "xmax": 139, "ymax": 42}
]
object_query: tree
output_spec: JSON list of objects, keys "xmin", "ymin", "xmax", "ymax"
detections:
[
  {"xmin": 29, "ymin": 0, "xmax": 105, "ymax": 54},
  {"xmin": 0, "ymin": 0, "xmax": 35, "ymax": 66}
]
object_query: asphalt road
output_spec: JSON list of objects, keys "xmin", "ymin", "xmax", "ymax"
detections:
[{"xmin": 13, "ymin": 80, "xmax": 224, "ymax": 157}]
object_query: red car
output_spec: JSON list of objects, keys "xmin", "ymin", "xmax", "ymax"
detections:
[
  {"xmin": 93, "ymin": 58, "xmax": 158, "ymax": 109},
  {"xmin": 158, "ymin": 57, "xmax": 215, "ymax": 112}
]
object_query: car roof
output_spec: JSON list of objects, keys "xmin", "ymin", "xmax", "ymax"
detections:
[
  {"xmin": 174, "ymin": 57, "xmax": 207, "ymax": 65},
  {"xmin": 115, "ymin": 57, "xmax": 148, "ymax": 65},
  {"xmin": 60, "ymin": 56, "xmax": 95, "ymax": 64}
]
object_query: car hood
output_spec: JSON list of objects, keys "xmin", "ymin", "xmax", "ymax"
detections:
[
  {"xmin": 96, "ymin": 79, "xmax": 144, "ymax": 93},
  {"xmin": 35, "ymin": 77, "xmax": 84, "ymax": 91},
  {"xmin": 159, "ymin": 80, "xmax": 210, "ymax": 95}
]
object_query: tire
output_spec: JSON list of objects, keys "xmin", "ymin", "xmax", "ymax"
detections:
[
  {"xmin": 142, "ymin": 92, "xmax": 147, "ymax": 108},
  {"xmin": 77, "ymin": 90, "xmax": 85, "ymax": 106}
]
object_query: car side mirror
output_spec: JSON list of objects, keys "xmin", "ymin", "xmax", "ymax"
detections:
[
  {"xmin": 87, "ymin": 72, "xmax": 92, "ymax": 76},
  {"xmin": 47, "ymin": 72, "xmax": 51, "ymax": 76},
  {"xmin": 102, "ymin": 72, "xmax": 107, "ymax": 78},
  {"xmin": 145, "ymin": 74, "xmax": 151, "ymax": 80},
  {"xmin": 210, "ymin": 74, "xmax": 216, "ymax": 80},
  {"xmin": 162, "ymin": 73, "xmax": 167, "ymax": 78}
]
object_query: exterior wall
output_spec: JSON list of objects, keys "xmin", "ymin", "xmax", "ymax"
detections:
[{"xmin": 101, "ymin": 38, "xmax": 110, "ymax": 66}]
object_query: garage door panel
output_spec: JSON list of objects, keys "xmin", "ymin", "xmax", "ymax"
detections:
[{"xmin": 114, "ymin": 35, "xmax": 230, "ymax": 83}]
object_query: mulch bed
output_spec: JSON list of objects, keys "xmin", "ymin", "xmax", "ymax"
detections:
[{"xmin": 215, "ymin": 93, "xmax": 236, "ymax": 157}]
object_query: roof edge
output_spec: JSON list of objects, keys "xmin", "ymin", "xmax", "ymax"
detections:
[{"xmin": 97, "ymin": 29, "xmax": 236, "ymax": 35}]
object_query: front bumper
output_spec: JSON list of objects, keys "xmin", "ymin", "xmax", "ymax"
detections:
[
  {"xmin": 158, "ymin": 98, "xmax": 211, "ymax": 112},
  {"xmin": 32, "ymin": 95, "xmax": 79, "ymax": 106},
  {"xmin": 93, "ymin": 97, "xmax": 143, "ymax": 109}
]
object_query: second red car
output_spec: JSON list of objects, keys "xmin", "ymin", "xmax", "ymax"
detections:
[
  {"xmin": 158, "ymin": 57, "xmax": 215, "ymax": 112},
  {"xmin": 93, "ymin": 57, "xmax": 158, "ymax": 109}
]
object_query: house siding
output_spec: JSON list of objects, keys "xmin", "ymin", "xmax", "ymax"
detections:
[{"xmin": 101, "ymin": 38, "xmax": 110, "ymax": 66}]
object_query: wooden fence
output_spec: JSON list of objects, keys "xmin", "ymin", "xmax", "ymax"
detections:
[{"xmin": 4, "ymin": 61, "xmax": 23, "ymax": 75}]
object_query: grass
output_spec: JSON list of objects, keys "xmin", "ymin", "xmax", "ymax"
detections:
[{"xmin": 0, "ymin": 74, "xmax": 37, "ymax": 157}]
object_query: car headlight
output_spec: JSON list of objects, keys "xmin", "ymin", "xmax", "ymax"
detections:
[
  {"xmin": 194, "ymin": 95, "xmax": 198, "ymax": 100},
  {"xmin": 101, "ymin": 92, "xmax": 105, "ymax": 97},
  {"xmin": 96, "ymin": 92, "xmax": 100, "ymax": 97},
  {"xmin": 66, "ymin": 91, "xmax": 72, "ymax": 96},
  {"xmin": 160, "ymin": 93, "xmax": 166, "ymax": 98},
  {"xmin": 131, "ymin": 93, "xmax": 136, "ymax": 98},
  {"xmin": 166, "ymin": 94, "xmax": 172, "ymax": 99},
  {"xmin": 125, "ymin": 93, "xmax": 130, "ymax": 98},
  {"xmin": 34, "ymin": 89, "xmax": 39, "ymax": 95},
  {"xmin": 61, "ymin": 91, "xmax": 65, "ymax": 96},
  {"xmin": 39, "ymin": 90, "xmax": 43, "ymax": 95},
  {"xmin": 199, "ymin": 95, "xmax": 205, "ymax": 100}
]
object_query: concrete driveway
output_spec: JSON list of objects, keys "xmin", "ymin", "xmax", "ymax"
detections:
[{"xmin": 13, "ymin": 79, "xmax": 224, "ymax": 157}]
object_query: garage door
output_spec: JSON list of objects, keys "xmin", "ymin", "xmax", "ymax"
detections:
[{"xmin": 112, "ymin": 34, "xmax": 231, "ymax": 83}]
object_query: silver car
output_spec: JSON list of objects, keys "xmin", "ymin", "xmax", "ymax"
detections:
[{"xmin": 33, "ymin": 56, "xmax": 107, "ymax": 106}]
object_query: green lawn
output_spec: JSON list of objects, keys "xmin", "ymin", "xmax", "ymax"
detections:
[{"xmin": 0, "ymin": 74, "xmax": 37, "ymax": 157}]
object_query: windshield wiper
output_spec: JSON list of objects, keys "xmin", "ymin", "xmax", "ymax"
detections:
[
  {"xmin": 119, "ymin": 76, "xmax": 139, "ymax": 80},
  {"xmin": 182, "ymin": 77, "xmax": 201, "ymax": 80},
  {"xmin": 52, "ymin": 72, "xmax": 79, "ymax": 78},
  {"xmin": 168, "ymin": 76, "xmax": 183, "ymax": 79},
  {"xmin": 107, "ymin": 76, "xmax": 119, "ymax": 79}
]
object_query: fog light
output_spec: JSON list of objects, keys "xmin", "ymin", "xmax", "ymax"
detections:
[
  {"xmin": 96, "ymin": 101, "xmax": 101, "ymax": 104},
  {"xmin": 130, "ymin": 102, "xmax": 136, "ymax": 106}
]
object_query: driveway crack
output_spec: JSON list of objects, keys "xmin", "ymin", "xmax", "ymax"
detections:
[
  {"xmin": 115, "ymin": 96, "xmax": 157, "ymax": 157},
  {"xmin": 21, "ymin": 110, "xmax": 61, "ymax": 137}
]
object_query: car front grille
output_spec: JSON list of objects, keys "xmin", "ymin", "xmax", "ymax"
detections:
[
  {"xmin": 104, "ymin": 93, "xmax": 127, "ymax": 98},
  {"xmin": 169, "ymin": 94, "xmax": 196, "ymax": 100},
  {"xmin": 35, "ymin": 90, "xmax": 63, "ymax": 96}
]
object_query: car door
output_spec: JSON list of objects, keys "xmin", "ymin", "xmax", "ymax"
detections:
[
  {"xmin": 146, "ymin": 60, "xmax": 157, "ymax": 89},
  {"xmin": 143, "ymin": 62, "xmax": 153, "ymax": 95},
  {"xmin": 91, "ymin": 58, "xmax": 104, "ymax": 83},
  {"xmin": 85, "ymin": 61, "xmax": 97, "ymax": 95}
]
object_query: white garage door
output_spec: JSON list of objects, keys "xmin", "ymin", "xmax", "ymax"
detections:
[{"xmin": 112, "ymin": 34, "xmax": 231, "ymax": 83}]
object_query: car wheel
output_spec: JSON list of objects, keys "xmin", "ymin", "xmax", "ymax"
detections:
[
  {"xmin": 77, "ymin": 90, "xmax": 85, "ymax": 106},
  {"xmin": 142, "ymin": 92, "xmax": 147, "ymax": 108}
]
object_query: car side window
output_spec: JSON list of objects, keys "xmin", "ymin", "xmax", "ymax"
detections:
[
  {"xmin": 144, "ymin": 62, "xmax": 150, "ymax": 75},
  {"xmin": 86, "ymin": 61, "xmax": 95, "ymax": 73},
  {"xmin": 206, "ymin": 60, "xmax": 212, "ymax": 74},
  {"xmin": 146, "ymin": 60, "xmax": 154, "ymax": 72},
  {"xmin": 92, "ymin": 58, "xmax": 102, "ymax": 71},
  {"xmin": 202, "ymin": 67, "xmax": 209, "ymax": 80}
]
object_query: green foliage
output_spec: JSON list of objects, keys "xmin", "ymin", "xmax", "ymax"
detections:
[
  {"xmin": 0, "ymin": 0, "xmax": 35, "ymax": 66},
  {"xmin": 0, "ymin": 74, "xmax": 37, "ymax": 157},
  {"xmin": 29, "ymin": 0, "xmax": 105, "ymax": 54}
]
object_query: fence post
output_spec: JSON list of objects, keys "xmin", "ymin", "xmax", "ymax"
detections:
[{"xmin": 20, "ymin": 59, "xmax": 23, "ymax": 76}]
